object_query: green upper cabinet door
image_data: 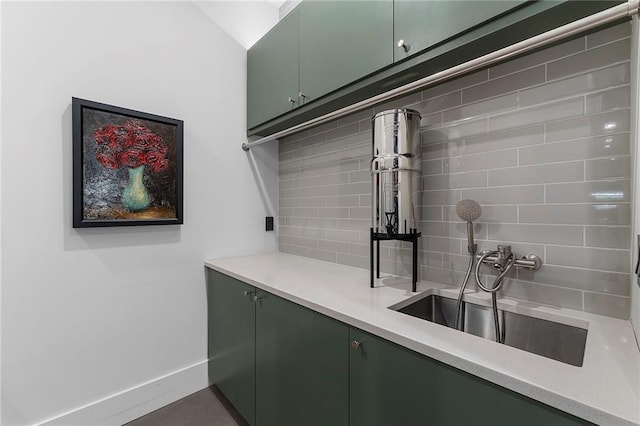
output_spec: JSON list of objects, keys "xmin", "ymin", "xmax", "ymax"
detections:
[
  {"xmin": 349, "ymin": 327, "xmax": 592, "ymax": 426},
  {"xmin": 255, "ymin": 290, "xmax": 349, "ymax": 426},
  {"xmin": 206, "ymin": 269, "xmax": 256, "ymax": 425},
  {"xmin": 247, "ymin": 8, "xmax": 299, "ymax": 129},
  {"xmin": 298, "ymin": 0, "xmax": 393, "ymax": 104},
  {"xmin": 394, "ymin": 0, "xmax": 525, "ymax": 62}
]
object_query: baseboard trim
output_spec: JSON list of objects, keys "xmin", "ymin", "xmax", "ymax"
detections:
[{"xmin": 35, "ymin": 360, "xmax": 210, "ymax": 426}]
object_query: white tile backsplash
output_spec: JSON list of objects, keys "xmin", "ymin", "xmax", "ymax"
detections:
[{"xmin": 278, "ymin": 22, "xmax": 633, "ymax": 319}]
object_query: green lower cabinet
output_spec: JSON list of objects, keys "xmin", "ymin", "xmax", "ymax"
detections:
[
  {"xmin": 206, "ymin": 269, "xmax": 256, "ymax": 425},
  {"xmin": 349, "ymin": 328, "xmax": 593, "ymax": 426},
  {"xmin": 255, "ymin": 290, "xmax": 349, "ymax": 426}
]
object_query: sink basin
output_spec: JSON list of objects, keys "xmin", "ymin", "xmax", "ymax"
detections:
[{"xmin": 393, "ymin": 294, "xmax": 587, "ymax": 367}]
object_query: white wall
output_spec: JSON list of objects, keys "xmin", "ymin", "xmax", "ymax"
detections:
[{"xmin": 0, "ymin": 2, "xmax": 278, "ymax": 425}]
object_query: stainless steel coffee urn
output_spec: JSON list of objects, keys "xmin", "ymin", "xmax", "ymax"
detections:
[{"xmin": 370, "ymin": 109, "xmax": 422, "ymax": 291}]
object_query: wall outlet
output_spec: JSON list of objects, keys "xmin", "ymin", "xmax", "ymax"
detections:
[{"xmin": 266, "ymin": 216, "xmax": 274, "ymax": 231}]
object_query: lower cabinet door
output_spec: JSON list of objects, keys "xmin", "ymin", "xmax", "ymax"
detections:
[
  {"xmin": 349, "ymin": 328, "xmax": 592, "ymax": 426},
  {"xmin": 255, "ymin": 290, "xmax": 349, "ymax": 426},
  {"xmin": 207, "ymin": 269, "xmax": 256, "ymax": 425}
]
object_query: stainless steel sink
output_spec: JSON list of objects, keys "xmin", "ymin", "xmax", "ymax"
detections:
[{"xmin": 393, "ymin": 294, "xmax": 587, "ymax": 367}]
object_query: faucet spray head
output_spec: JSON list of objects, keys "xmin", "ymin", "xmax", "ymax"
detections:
[{"xmin": 456, "ymin": 199, "xmax": 481, "ymax": 254}]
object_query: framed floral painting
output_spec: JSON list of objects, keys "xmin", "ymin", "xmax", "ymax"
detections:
[{"xmin": 72, "ymin": 98, "xmax": 184, "ymax": 227}]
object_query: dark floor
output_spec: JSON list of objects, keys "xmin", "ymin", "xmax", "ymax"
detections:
[{"xmin": 124, "ymin": 386, "xmax": 248, "ymax": 426}]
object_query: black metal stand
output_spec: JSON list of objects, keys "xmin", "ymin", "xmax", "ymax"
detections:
[{"xmin": 370, "ymin": 227, "xmax": 421, "ymax": 292}]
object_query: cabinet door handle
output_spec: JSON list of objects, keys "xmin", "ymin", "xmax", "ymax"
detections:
[
  {"xmin": 288, "ymin": 96, "xmax": 297, "ymax": 105},
  {"xmin": 243, "ymin": 290, "xmax": 255, "ymax": 297},
  {"xmin": 298, "ymin": 91, "xmax": 306, "ymax": 104},
  {"xmin": 397, "ymin": 39, "xmax": 409, "ymax": 52},
  {"xmin": 351, "ymin": 340, "xmax": 363, "ymax": 350},
  {"xmin": 253, "ymin": 295, "xmax": 265, "ymax": 302}
]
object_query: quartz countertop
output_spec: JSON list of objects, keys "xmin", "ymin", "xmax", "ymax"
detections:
[{"xmin": 205, "ymin": 252, "xmax": 640, "ymax": 426}]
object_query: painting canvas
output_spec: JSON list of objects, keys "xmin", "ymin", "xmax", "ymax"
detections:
[{"xmin": 72, "ymin": 98, "xmax": 183, "ymax": 227}]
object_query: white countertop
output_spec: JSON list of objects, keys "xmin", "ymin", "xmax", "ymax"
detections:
[{"xmin": 205, "ymin": 252, "xmax": 640, "ymax": 426}]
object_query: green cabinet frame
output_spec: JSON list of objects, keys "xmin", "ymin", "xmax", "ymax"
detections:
[{"xmin": 207, "ymin": 268, "xmax": 593, "ymax": 425}]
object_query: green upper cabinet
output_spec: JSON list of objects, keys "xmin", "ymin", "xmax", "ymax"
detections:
[
  {"xmin": 247, "ymin": 8, "xmax": 299, "ymax": 129},
  {"xmin": 349, "ymin": 328, "xmax": 592, "ymax": 426},
  {"xmin": 393, "ymin": 0, "xmax": 525, "ymax": 62},
  {"xmin": 255, "ymin": 289, "xmax": 349, "ymax": 426},
  {"xmin": 206, "ymin": 269, "xmax": 256, "ymax": 425},
  {"xmin": 298, "ymin": 0, "xmax": 393, "ymax": 104}
]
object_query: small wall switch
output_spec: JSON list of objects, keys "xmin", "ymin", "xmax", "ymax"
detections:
[{"xmin": 266, "ymin": 216, "xmax": 274, "ymax": 232}]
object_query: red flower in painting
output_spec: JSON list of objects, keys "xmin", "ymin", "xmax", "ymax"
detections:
[{"xmin": 93, "ymin": 120, "xmax": 169, "ymax": 172}]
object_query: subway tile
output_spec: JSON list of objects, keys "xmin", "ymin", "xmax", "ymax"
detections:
[
  {"xmin": 444, "ymin": 205, "xmax": 517, "ymax": 223},
  {"xmin": 348, "ymin": 243, "xmax": 370, "ymax": 257},
  {"xmin": 280, "ymin": 244, "xmax": 309, "ymax": 257},
  {"xmin": 326, "ymin": 229, "xmax": 360, "ymax": 243},
  {"xmin": 359, "ymin": 119, "xmax": 372, "ymax": 132},
  {"xmin": 583, "ymin": 292, "xmax": 630, "ymax": 319},
  {"xmin": 488, "ymin": 97, "xmax": 584, "ymax": 132},
  {"xmin": 297, "ymin": 132, "xmax": 328, "ymax": 150},
  {"xmin": 284, "ymin": 129, "xmax": 310, "ymax": 143},
  {"xmin": 318, "ymin": 207, "xmax": 349, "ymax": 218},
  {"xmin": 336, "ymin": 253, "xmax": 369, "ymax": 269},
  {"xmin": 586, "ymin": 85, "xmax": 631, "ymax": 115},
  {"xmin": 298, "ymin": 198, "xmax": 325, "ymax": 208},
  {"xmin": 292, "ymin": 207, "xmax": 319, "ymax": 218},
  {"xmin": 422, "ymin": 221, "xmax": 486, "ymax": 240},
  {"xmin": 422, "ymin": 159, "xmax": 443, "ymax": 176},
  {"xmin": 306, "ymin": 218, "xmax": 338, "ymax": 229},
  {"xmin": 280, "ymin": 235, "xmax": 319, "ymax": 249},
  {"xmin": 547, "ymin": 38, "xmax": 631, "ymax": 81},
  {"xmin": 308, "ymin": 249, "xmax": 338, "ymax": 263},
  {"xmin": 444, "ymin": 93, "xmax": 518, "ymax": 123},
  {"xmin": 374, "ymin": 91, "xmax": 422, "ymax": 113},
  {"xmin": 280, "ymin": 198, "xmax": 299, "ymax": 208},
  {"xmin": 545, "ymin": 180, "xmax": 631, "ymax": 203},
  {"xmin": 282, "ymin": 217, "xmax": 307, "ymax": 227},
  {"xmin": 338, "ymin": 182, "xmax": 370, "ymax": 196},
  {"xmin": 300, "ymin": 227, "xmax": 327, "ymax": 239},
  {"xmin": 585, "ymin": 226, "xmax": 631, "ymax": 250},
  {"xmin": 421, "ymin": 206, "xmax": 443, "ymax": 221},
  {"xmin": 586, "ymin": 22, "xmax": 631, "ymax": 49},
  {"xmin": 421, "ymin": 140, "xmax": 448, "ymax": 158},
  {"xmin": 349, "ymin": 207, "xmax": 370, "ymax": 219},
  {"xmin": 423, "ymin": 170, "xmax": 487, "ymax": 190},
  {"xmin": 463, "ymin": 185, "xmax": 544, "ymax": 205},
  {"xmin": 293, "ymin": 175, "xmax": 319, "ymax": 189},
  {"xmin": 326, "ymin": 195, "xmax": 359, "ymax": 207},
  {"xmin": 546, "ymin": 110, "xmax": 630, "ymax": 142},
  {"xmin": 349, "ymin": 169, "xmax": 370, "ymax": 183},
  {"xmin": 309, "ymin": 120, "xmax": 338, "ymax": 135},
  {"xmin": 487, "ymin": 224, "xmax": 583, "ymax": 245},
  {"xmin": 445, "ymin": 149, "xmax": 516, "ymax": 173},
  {"xmin": 337, "ymin": 218, "xmax": 369, "ymax": 232},
  {"xmin": 318, "ymin": 239, "xmax": 349, "ymax": 253},
  {"xmin": 299, "ymin": 160, "xmax": 360, "ymax": 177},
  {"xmin": 279, "ymin": 226, "xmax": 300, "ymax": 237},
  {"xmin": 519, "ymin": 133, "xmax": 629, "ymax": 165},
  {"xmin": 518, "ymin": 204, "xmax": 630, "ymax": 226},
  {"xmin": 463, "ymin": 66, "xmax": 545, "ymax": 103},
  {"xmin": 499, "ymin": 280, "xmax": 583, "ymax": 310},
  {"xmin": 326, "ymin": 122, "xmax": 360, "ymax": 141},
  {"xmin": 420, "ymin": 266, "xmax": 466, "ymax": 287},
  {"xmin": 518, "ymin": 264, "xmax": 630, "ymax": 296},
  {"xmin": 422, "ymin": 251, "xmax": 444, "ymax": 269},
  {"xmin": 585, "ymin": 156, "xmax": 630, "ymax": 180},
  {"xmin": 458, "ymin": 125, "xmax": 545, "ymax": 155},
  {"xmin": 416, "ymin": 91, "xmax": 461, "ymax": 115},
  {"xmin": 519, "ymin": 63, "xmax": 629, "ymax": 108},
  {"xmin": 422, "ymin": 236, "xmax": 462, "ymax": 254},
  {"xmin": 488, "ymin": 162, "xmax": 583, "ymax": 186},
  {"xmin": 420, "ymin": 111, "xmax": 443, "ymax": 127},
  {"xmin": 279, "ymin": 179, "xmax": 295, "ymax": 191},
  {"xmin": 423, "ymin": 69, "xmax": 489, "ymax": 99},
  {"xmin": 360, "ymin": 194, "xmax": 372, "ymax": 207},
  {"xmin": 489, "ymin": 37, "xmax": 585, "ymax": 78},
  {"xmin": 337, "ymin": 108, "xmax": 374, "ymax": 127},
  {"xmin": 546, "ymin": 245, "xmax": 630, "ymax": 273},
  {"xmin": 440, "ymin": 117, "xmax": 488, "ymax": 141},
  {"xmin": 442, "ymin": 253, "xmax": 474, "ymax": 272},
  {"xmin": 421, "ymin": 189, "xmax": 461, "ymax": 206}
]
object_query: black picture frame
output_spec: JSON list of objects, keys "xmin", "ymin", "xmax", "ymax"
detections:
[{"xmin": 72, "ymin": 97, "xmax": 184, "ymax": 228}]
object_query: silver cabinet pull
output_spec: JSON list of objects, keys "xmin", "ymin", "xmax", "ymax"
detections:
[
  {"xmin": 397, "ymin": 39, "xmax": 409, "ymax": 52},
  {"xmin": 243, "ymin": 290, "xmax": 255, "ymax": 297},
  {"xmin": 253, "ymin": 294, "xmax": 265, "ymax": 302},
  {"xmin": 288, "ymin": 96, "xmax": 297, "ymax": 104},
  {"xmin": 351, "ymin": 340, "xmax": 362, "ymax": 350}
]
